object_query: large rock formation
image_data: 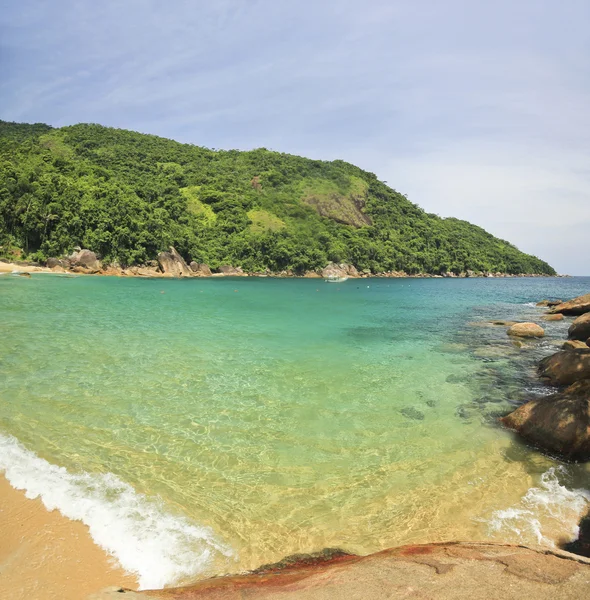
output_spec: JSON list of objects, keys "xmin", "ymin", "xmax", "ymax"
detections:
[
  {"xmin": 507, "ymin": 323, "xmax": 545, "ymax": 338},
  {"xmin": 63, "ymin": 249, "xmax": 101, "ymax": 272},
  {"xmin": 500, "ymin": 380, "xmax": 590, "ymax": 461},
  {"xmin": 91, "ymin": 542, "xmax": 590, "ymax": 600},
  {"xmin": 569, "ymin": 313, "xmax": 590, "ymax": 342},
  {"xmin": 539, "ymin": 350, "xmax": 590, "ymax": 386},
  {"xmin": 321, "ymin": 263, "xmax": 358, "ymax": 279},
  {"xmin": 551, "ymin": 294, "xmax": 590, "ymax": 316},
  {"xmin": 157, "ymin": 247, "xmax": 192, "ymax": 277}
]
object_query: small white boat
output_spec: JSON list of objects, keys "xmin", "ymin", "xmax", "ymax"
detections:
[{"xmin": 325, "ymin": 276, "xmax": 348, "ymax": 283}]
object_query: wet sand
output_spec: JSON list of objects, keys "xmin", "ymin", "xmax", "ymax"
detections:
[{"xmin": 0, "ymin": 475, "xmax": 137, "ymax": 600}]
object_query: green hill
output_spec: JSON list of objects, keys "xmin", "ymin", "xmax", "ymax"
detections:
[{"xmin": 0, "ymin": 120, "xmax": 555, "ymax": 275}]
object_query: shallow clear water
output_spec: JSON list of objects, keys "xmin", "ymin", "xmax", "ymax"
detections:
[{"xmin": 1, "ymin": 275, "xmax": 589, "ymax": 588}]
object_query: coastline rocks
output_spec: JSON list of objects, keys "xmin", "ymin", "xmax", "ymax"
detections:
[
  {"xmin": 542, "ymin": 313, "xmax": 564, "ymax": 321},
  {"xmin": 123, "ymin": 266, "xmax": 160, "ymax": 278},
  {"xmin": 563, "ymin": 340, "xmax": 590, "ymax": 352},
  {"xmin": 66, "ymin": 249, "xmax": 101, "ymax": 272},
  {"xmin": 189, "ymin": 262, "xmax": 212, "ymax": 276},
  {"xmin": 303, "ymin": 270, "xmax": 321, "ymax": 278},
  {"xmin": 507, "ymin": 323, "xmax": 545, "ymax": 338},
  {"xmin": 321, "ymin": 263, "xmax": 357, "ymax": 279},
  {"xmin": 217, "ymin": 265, "xmax": 246, "ymax": 276},
  {"xmin": 569, "ymin": 313, "xmax": 590, "ymax": 341},
  {"xmin": 46, "ymin": 257, "xmax": 64, "ymax": 268},
  {"xmin": 93, "ymin": 542, "xmax": 590, "ymax": 600},
  {"xmin": 551, "ymin": 293, "xmax": 590, "ymax": 316},
  {"xmin": 537, "ymin": 299, "xmax": 563, "ymax": 307},
  {"xmin": 157, "ymin": 246, "xmax": 192, "ymax": 277},
  {"xmin": 539, "ymin": 350, "xmax": 590, "ymax": 385},
  {"xmin": 500, "ymin": 380, "xmax": 590, "ymax": 461}
]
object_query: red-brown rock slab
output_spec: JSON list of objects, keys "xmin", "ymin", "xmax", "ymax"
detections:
[{"xmin": 90, "ymin": 542, "xmax": 590, "ymax": 600}]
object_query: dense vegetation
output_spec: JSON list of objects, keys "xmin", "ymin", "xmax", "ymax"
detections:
[{"xmin": 0, "ymin": 120, "xmax": 555, "ymax": 275}]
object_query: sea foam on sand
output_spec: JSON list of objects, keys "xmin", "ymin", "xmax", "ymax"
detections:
[
  {"xmin": 0, "ymin": 433, "xmax": 235, "ymax": 589},
  {"xmin": 486, "ymin": 466, "xmax": 590, "ymax": 547}
]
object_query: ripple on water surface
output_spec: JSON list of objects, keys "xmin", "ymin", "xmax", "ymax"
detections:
[{"xmin": 1, "ymin": 275, "xmax": 589, "ymax": 584}]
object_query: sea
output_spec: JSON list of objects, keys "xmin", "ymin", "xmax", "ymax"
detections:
[{"xmin": 1, "ymin": 274, "xmax": 589, "ymax": 589}]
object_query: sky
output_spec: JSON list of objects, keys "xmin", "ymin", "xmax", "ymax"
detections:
[{"xmin": 1, "ymin": 1, "xmax": 588, "ymax": 274}]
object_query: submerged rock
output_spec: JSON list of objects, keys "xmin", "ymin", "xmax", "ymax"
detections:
[
  {"xmin": 400, "ymin": 407, "xmax": 425, "ymax": 420},
  {"xmin": 500, "ymin": 380, "xmax": 590, "ymax": 461},
  {"xmin": 507, "ymin": 323, "xmax": 545, "ymax": 338},
  {"xmin": 569, "ymin": 313, "xmax": 590, "ymax": 341},
  {"xmin": 539, "ymin": 350, "xmax": 590, "ymax": 385},
  {"xmin": 551, "ymin": 293, "xmax": 590, "ymax": 316}
]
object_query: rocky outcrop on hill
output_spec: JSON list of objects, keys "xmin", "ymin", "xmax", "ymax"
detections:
[
  {"xmin": 92, "ymin": 542, "xmax": 590, "ymax": 600},
  {"xmin": 501, "ymin": 380, "xmax": 590, "ymax": 461},
  {"xmin": 157, "ymin": 247, "xmax": 192, "ymax": 277},
  {"xmin": 550, "ymin": 294, "xmax": 590, "ymax": 316}
]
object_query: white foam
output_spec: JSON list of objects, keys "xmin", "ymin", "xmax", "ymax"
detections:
[
  {"xmin": 486, "ymin": 467, "xmax": 590, "ymax": 546},
  {"xmin": 0, "ymin": 433, "xmax": 235, "ymax": 589}
]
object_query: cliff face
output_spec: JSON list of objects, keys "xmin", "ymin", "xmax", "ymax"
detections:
[
  {"xmin": 92, "ymin": 542, "xmax": 590, "ymax": 600},
  {"xmin": 0, "ymin": 120, "xmax": 555, "ymax": 276}
]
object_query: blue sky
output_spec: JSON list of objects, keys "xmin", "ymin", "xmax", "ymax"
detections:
[{"xmin": 1, "ymin": 1, "xmax": 589, "ymax": 274}]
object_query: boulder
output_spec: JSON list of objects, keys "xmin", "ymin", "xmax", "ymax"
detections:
[
  {"xmin": 157, "ymin": 246, "xmax": 192, "ymax": 277},
  {"xmin": 551, "ymin": 293, "xmax": 590, "ymax": 316},
  {"xmin": 303, "ymin": 270, "xmax": 321, "ymax": 278},
  {"xmin": 321, "ymin": 263, "xmax": 348, "ymax": 279},
  {"xmin": 189, "ymin": 262, "xmax": 212, "ymax": 276},
  {"xmin": 537, "ymin": 299, "xmax": 563, "ymax": 307},
  {"xmin": 345, "ymin": 264, "xmax": 359, "ymax": 277},
  {"xmin": 217, "ymin": 265, "xmax": 245, "ymax": 276},
  {"xmin": 569, "ymin": 313, "xmax": 590, "ymax": 341},
  {"xmin": 539, "ymin": 350, "xmax": 590, "ymax": 385},
  {"xmin": 507, "ymin": 323, "xmax": 545, "ymax": 338},
  {"xmin": 564, "ymin": 512, "xmax": 590, "ymax": 557},
  {"xmin": 563, "ymin": 340, "xmax": 590, "ymax": 352},
  {"xmin": 68, "ymin": 249, "xmax": 101, "ymax": 272},
  {"xmin": 46, "ymin": 257, "xmax": 63, "ymax": 268},
  {"xmin": 542, "ymin": 313, "xmax": 564, "ymax": 321},
  {"xmin": 500, "ymin": 380, "xmax": 590, "ymax": 461}
]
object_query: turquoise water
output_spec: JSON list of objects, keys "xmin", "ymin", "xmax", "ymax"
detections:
[{"xmin": 1, "ymin": 275, "xmax": 589, "ymax": 588}]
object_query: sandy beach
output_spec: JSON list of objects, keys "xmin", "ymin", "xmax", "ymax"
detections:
[{"xmin": 0, "ymin": 474, "xmax": 137, "ymax": 600}]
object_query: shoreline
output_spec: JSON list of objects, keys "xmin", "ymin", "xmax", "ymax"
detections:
[
  {"xmin": 0, "ymin": 259, "xmax": 562, "ymax": 279},
  {"xmin": 0, "ymin": 473, "xmax": 138, "ymax": 600}
]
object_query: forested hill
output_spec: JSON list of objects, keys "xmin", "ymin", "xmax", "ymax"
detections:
[{"xmin": 0, "ymin": 120, "xmax": 555, "ymax": 275}]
